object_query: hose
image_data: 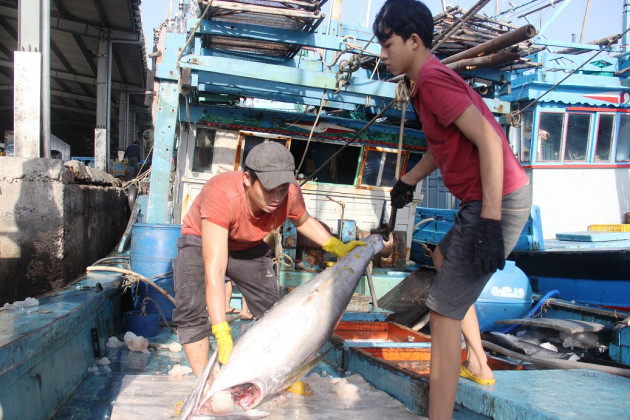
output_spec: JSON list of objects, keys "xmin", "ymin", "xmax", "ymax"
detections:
[
  {"xmin": 86, "ymin": 266, "xmax": 176, "ymax": 306},
  {"xmin": 500, "ymin": 289, "xmax": 560, "ymax": 334}
]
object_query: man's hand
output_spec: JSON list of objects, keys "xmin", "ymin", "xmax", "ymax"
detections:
[
  {"xmin": 473, "ymin": 218, "xmax": 505, "ymax": 276},
  {"xmin": 211, "ymin": 322, "xmax": 233, "ymax": 364},
  {"xmin": 390, "ymin": 179, "xmax": 415, "ymax": 208},
  {"xmin": 322, "ymin": 237, "xmax": 366, "ymax": 258}
]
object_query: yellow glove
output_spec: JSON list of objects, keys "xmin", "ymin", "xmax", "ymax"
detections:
[
  {"xmin": 211, "ymin": 321, "xmax": 233, "ymax": 364},
  {"xmin": 322, "ymin": 237, "xmax": 366, "ymax": 258}
]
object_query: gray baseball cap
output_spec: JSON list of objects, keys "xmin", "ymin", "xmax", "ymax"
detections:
[{"xmin": 245, "ymin": 142, "xmax": 297, "ymax": 189}]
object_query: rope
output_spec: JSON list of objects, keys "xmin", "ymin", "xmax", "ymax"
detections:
[
  {"xmin": 296, "ymin": 90, "xmax": 327, "ymax": 174},
  {"xmin": 299, "ymin": 99, "xmax": 395, "ymax": 186}
]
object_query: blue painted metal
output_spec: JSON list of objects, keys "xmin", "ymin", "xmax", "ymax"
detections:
[
  {"xmin": 555, "ymin": 231, "xmax": 630, "ymax": 242},
  {"xmin": 533, "ymin": 276, "xmax": 630, "ymax": 309},
  {"xmin": 146, "ymin": 81, "xmax": 179, "ymax": 223},
  {"xmin": 129, "ymin": 223, "xmax": 181, "ymax": 277},
  {"xmin": 338, "ymin": 219, "xmax": 356, "ymax": 243},
  {"xmin": 179, "ymin": 103, "xmax": 425, "ymax": 146},
  {"xmin": 281, "ymin": 219, "xmax": 297, "ymax": 270},
  {"xmin": 536, "ymin": 0, "xmax": 575, "ymax": 39},
  {"xmin": 181, "ymin": 55, "xmax": 396, "ymax": 98},
  {"xmin": 193, "ymin": 19, "xmax": 381, "ymax": 56},
  {"xmin": 610, "ymin": 326, "xmax": 630, "ymax": 364},
  {"xmin": 410, "ymin": 205, "xmax": 545, "ymax": 263}
]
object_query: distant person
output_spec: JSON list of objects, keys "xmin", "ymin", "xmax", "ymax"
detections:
[
  {"xmin": 373, "ymin": 1, "xmax": 532, "ymax": 418},
  {"xmin": 124, "ymin": 141, "xmax": 141, "ymax": 180}
]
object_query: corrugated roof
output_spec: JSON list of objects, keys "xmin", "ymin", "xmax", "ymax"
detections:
[{"xmin": 0, "ymin": 0, "xmax": 151, "ymax": 156}]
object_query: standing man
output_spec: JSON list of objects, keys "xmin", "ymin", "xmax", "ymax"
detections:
[
  {"xmin": 124, "ymin": 140, "xmax": 141, "ymax": 180},
  {"xmin": 172, "ymin": 142, "xmax": 364, "ymax": 385},
  {"xmin": 374, "ymin": 1, "xmax": 531, "ymax": 418}
]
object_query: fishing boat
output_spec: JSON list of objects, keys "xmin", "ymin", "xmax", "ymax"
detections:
[
  {"xmin": 2, "ymin": 1, "xmax": 630, "ymax": 419},
  {"xmin": 410, "ymin": 0, "xmax": 630, "ymax": 310}
]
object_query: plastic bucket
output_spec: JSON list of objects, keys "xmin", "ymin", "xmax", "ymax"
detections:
[
  {"xmin": 130, "ymin": 223, "xmax": 182, "ymax": 278},
  {"xmin": 474, "ymin": 261, "xmax": 533, "ymax": 332},
  {"xmin": 137, "ymin": 276, "xmax": 175, "ymax": 321},
  {"xmin": 124, "ymin": 310, "xmax": 159, "ymax": 337}
]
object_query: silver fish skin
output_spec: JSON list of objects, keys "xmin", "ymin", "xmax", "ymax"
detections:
[{"xmin": 179, "ymin": 234, "xmax": 384, "ymax": 419}]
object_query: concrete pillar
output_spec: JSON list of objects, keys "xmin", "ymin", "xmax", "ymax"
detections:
[
  {"xmin": 41, "ymin": 0, "xmax": 50, "ymax": 158},
  {"xmin": 94, "ymin": 35, "xmax": 108, "ymax": 171},
  {"xmin": 118, "ymin": 90, "xmax": 127, "ymax": 153},
  {"xmin": 14, "ymin": 0, "xmax": 42, "ymax": 158}
]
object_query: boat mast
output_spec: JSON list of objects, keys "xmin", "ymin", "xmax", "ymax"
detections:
[{"xmin": 624, "ymin": 0, "xmax": 630, "ymax": 52}]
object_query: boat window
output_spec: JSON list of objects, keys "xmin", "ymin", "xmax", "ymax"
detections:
[
  {"xmin": 616, "ymin": 114, "xmax": 630, "ymax": 162},
  {"xmin": 537, "ymin": 113, "xmax": 564, "ymax": 162},
  {"xmin": 520, "ymin": 113, "xmax": 533, "ymax": 163},
  {"xmin": 236, "ymin": 133, "xmax": 291, "ymax": 170},
  {"xmin": 594, "ymin": 114, "xmax": 615, "ymax": 162},
  {"xmin": 358, "ymin": 146, "xmax": 409, "ymax": 189},
  {"xmin": 564, "ymin": 113, "xmax": 591, "ymax": 161},
  {"xmin": 291, "ymin": 139, "xmax": 360, "ymax": 185},
  {"xmin": 192, "ymin": 128, "xmax": 216, "ymax": 172}
]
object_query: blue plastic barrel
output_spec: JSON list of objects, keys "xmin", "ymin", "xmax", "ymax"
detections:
[
  {"xmin": 138, "ymin": 276, "xmax": 175, "ymax": 321},
  {"xmin": 130, "ymin": 223, "xmax": 182, "ymax": 278},
  {"xmin": 130, "ymin": 223, "xmax": 181, "ymax": 320},
  {"xmin": 474, "ymin": 261, "xmax": 533, "ymax": 332}
]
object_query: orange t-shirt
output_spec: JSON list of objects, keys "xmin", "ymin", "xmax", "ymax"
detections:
[{"xmin": 181, "ymin": 171, "xmax": 307, "ymax": 251}]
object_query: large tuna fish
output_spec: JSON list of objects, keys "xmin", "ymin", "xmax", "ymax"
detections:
[{"xmin": 179, "ymin": 234, "xmax": 384, "ymax": 419}]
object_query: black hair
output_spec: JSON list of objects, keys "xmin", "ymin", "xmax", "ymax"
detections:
[
  {"xmin": 244, "ymin": 166, "xmax": 258, "ymax": 183},
  {"xmin": 373, "ymin": 0, "xmax": 434, "ymax": 49}
]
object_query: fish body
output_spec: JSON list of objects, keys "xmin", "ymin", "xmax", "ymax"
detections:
[{"xmin": 179, "ymin": 235, "xmax": 384, "ymax": 419}]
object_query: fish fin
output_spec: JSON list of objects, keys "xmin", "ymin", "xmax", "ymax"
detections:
[
  {"xmin": 283, "ymin": 351, "xmax": 328, "ymax": 388},
  {"xmin": 179, "ymin": 351, "xmax": 219, "ymax": 419}
]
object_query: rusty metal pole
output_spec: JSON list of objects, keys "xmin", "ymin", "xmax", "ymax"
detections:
[{"xmin": 441, "ymin": 24, "xmax": 537, "ymax": 65}]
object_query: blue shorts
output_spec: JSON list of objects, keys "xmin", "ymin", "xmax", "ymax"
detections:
[{"xmin": 425, "ymin": 183, "xmax": 532, "ymax": 320}]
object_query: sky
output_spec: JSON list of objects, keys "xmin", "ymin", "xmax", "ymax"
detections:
[{"xmin": 140, "ymin": 0, "xmax": 626, "ymax": 66}]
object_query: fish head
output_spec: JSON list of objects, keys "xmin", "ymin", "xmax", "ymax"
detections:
[{"xmin": 180, "ymin": 352, "xmax": 269, "ymax": 419}]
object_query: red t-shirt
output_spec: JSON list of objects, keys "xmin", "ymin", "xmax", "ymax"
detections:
[
  {"xmin": 412, "ymin": 55, "xmax": 529, "ymax": 202},
  {"xmin": 181, "ymin": 171, "xmax": 307, "ymax": 251}
]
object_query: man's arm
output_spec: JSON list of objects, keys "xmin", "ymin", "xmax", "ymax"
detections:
[
  {"xmin": 400, "ymin": 148, "xmax": 438, "ymax": 186},
  {"xmin": 453, "ymin": 104, "xmax": 503, "ymax": 220},
  {"xmin": 201, "ymin": 219, "xmax": 229, "ymax": 325},
  {"xmin": 292, "ymin": 211, "xmax": 332, "ymax": 247}
]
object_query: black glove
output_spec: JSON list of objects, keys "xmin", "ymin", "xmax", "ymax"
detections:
[
  {"xmin": 390, "ymin": 179, "xmax": 415, "ymax": 208},
  {"xmin": 473, "ymin": 218, "xmax": 505, "ymax": 276}
]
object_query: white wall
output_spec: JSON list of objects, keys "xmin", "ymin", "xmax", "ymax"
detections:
[{"xmin": 529, "ymin": 167, "xmax": 630, "ymax": 238}]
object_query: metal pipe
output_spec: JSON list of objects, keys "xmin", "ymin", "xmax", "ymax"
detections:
[
  {"xmin": 41, "ymin": 0, "xmax": 50, "ymax": 158},
  {"xmin": 446, "ymin": 51, "xmax": 520, "ymax": 72},
  {"xmin": 625, "ymin": 0, "xmax": 630, "ymax": 52},
  {"xmin": 441, "ymin": 24, "xmax": 536, "ymax": 65}
]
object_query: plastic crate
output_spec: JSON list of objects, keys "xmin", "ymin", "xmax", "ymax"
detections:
[{"xmin": 588, "ymin": 224, "xmax": 630, "ymax": 232}]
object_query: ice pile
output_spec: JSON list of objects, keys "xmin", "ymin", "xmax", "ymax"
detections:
[
  {"xmin": 3, "ymin": 297, "xmax": 39, "ymax": 309},
  {"xmin": 124, "ymin": 331, "xmax": 149, "ymax": 354}
]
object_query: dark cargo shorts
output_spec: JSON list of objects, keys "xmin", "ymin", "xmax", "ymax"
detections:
[
  {"xmin": 425, "ymin": 183, "xmax": 532, "ymax": 320},
  {"xmin": 172, "ymin": 234, "xmax": 279, "ymax": 344}
]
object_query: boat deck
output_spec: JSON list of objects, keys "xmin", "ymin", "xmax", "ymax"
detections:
[{"xmin": 2, "ymin": 269, "xmax": 630, "ymax": 419}]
